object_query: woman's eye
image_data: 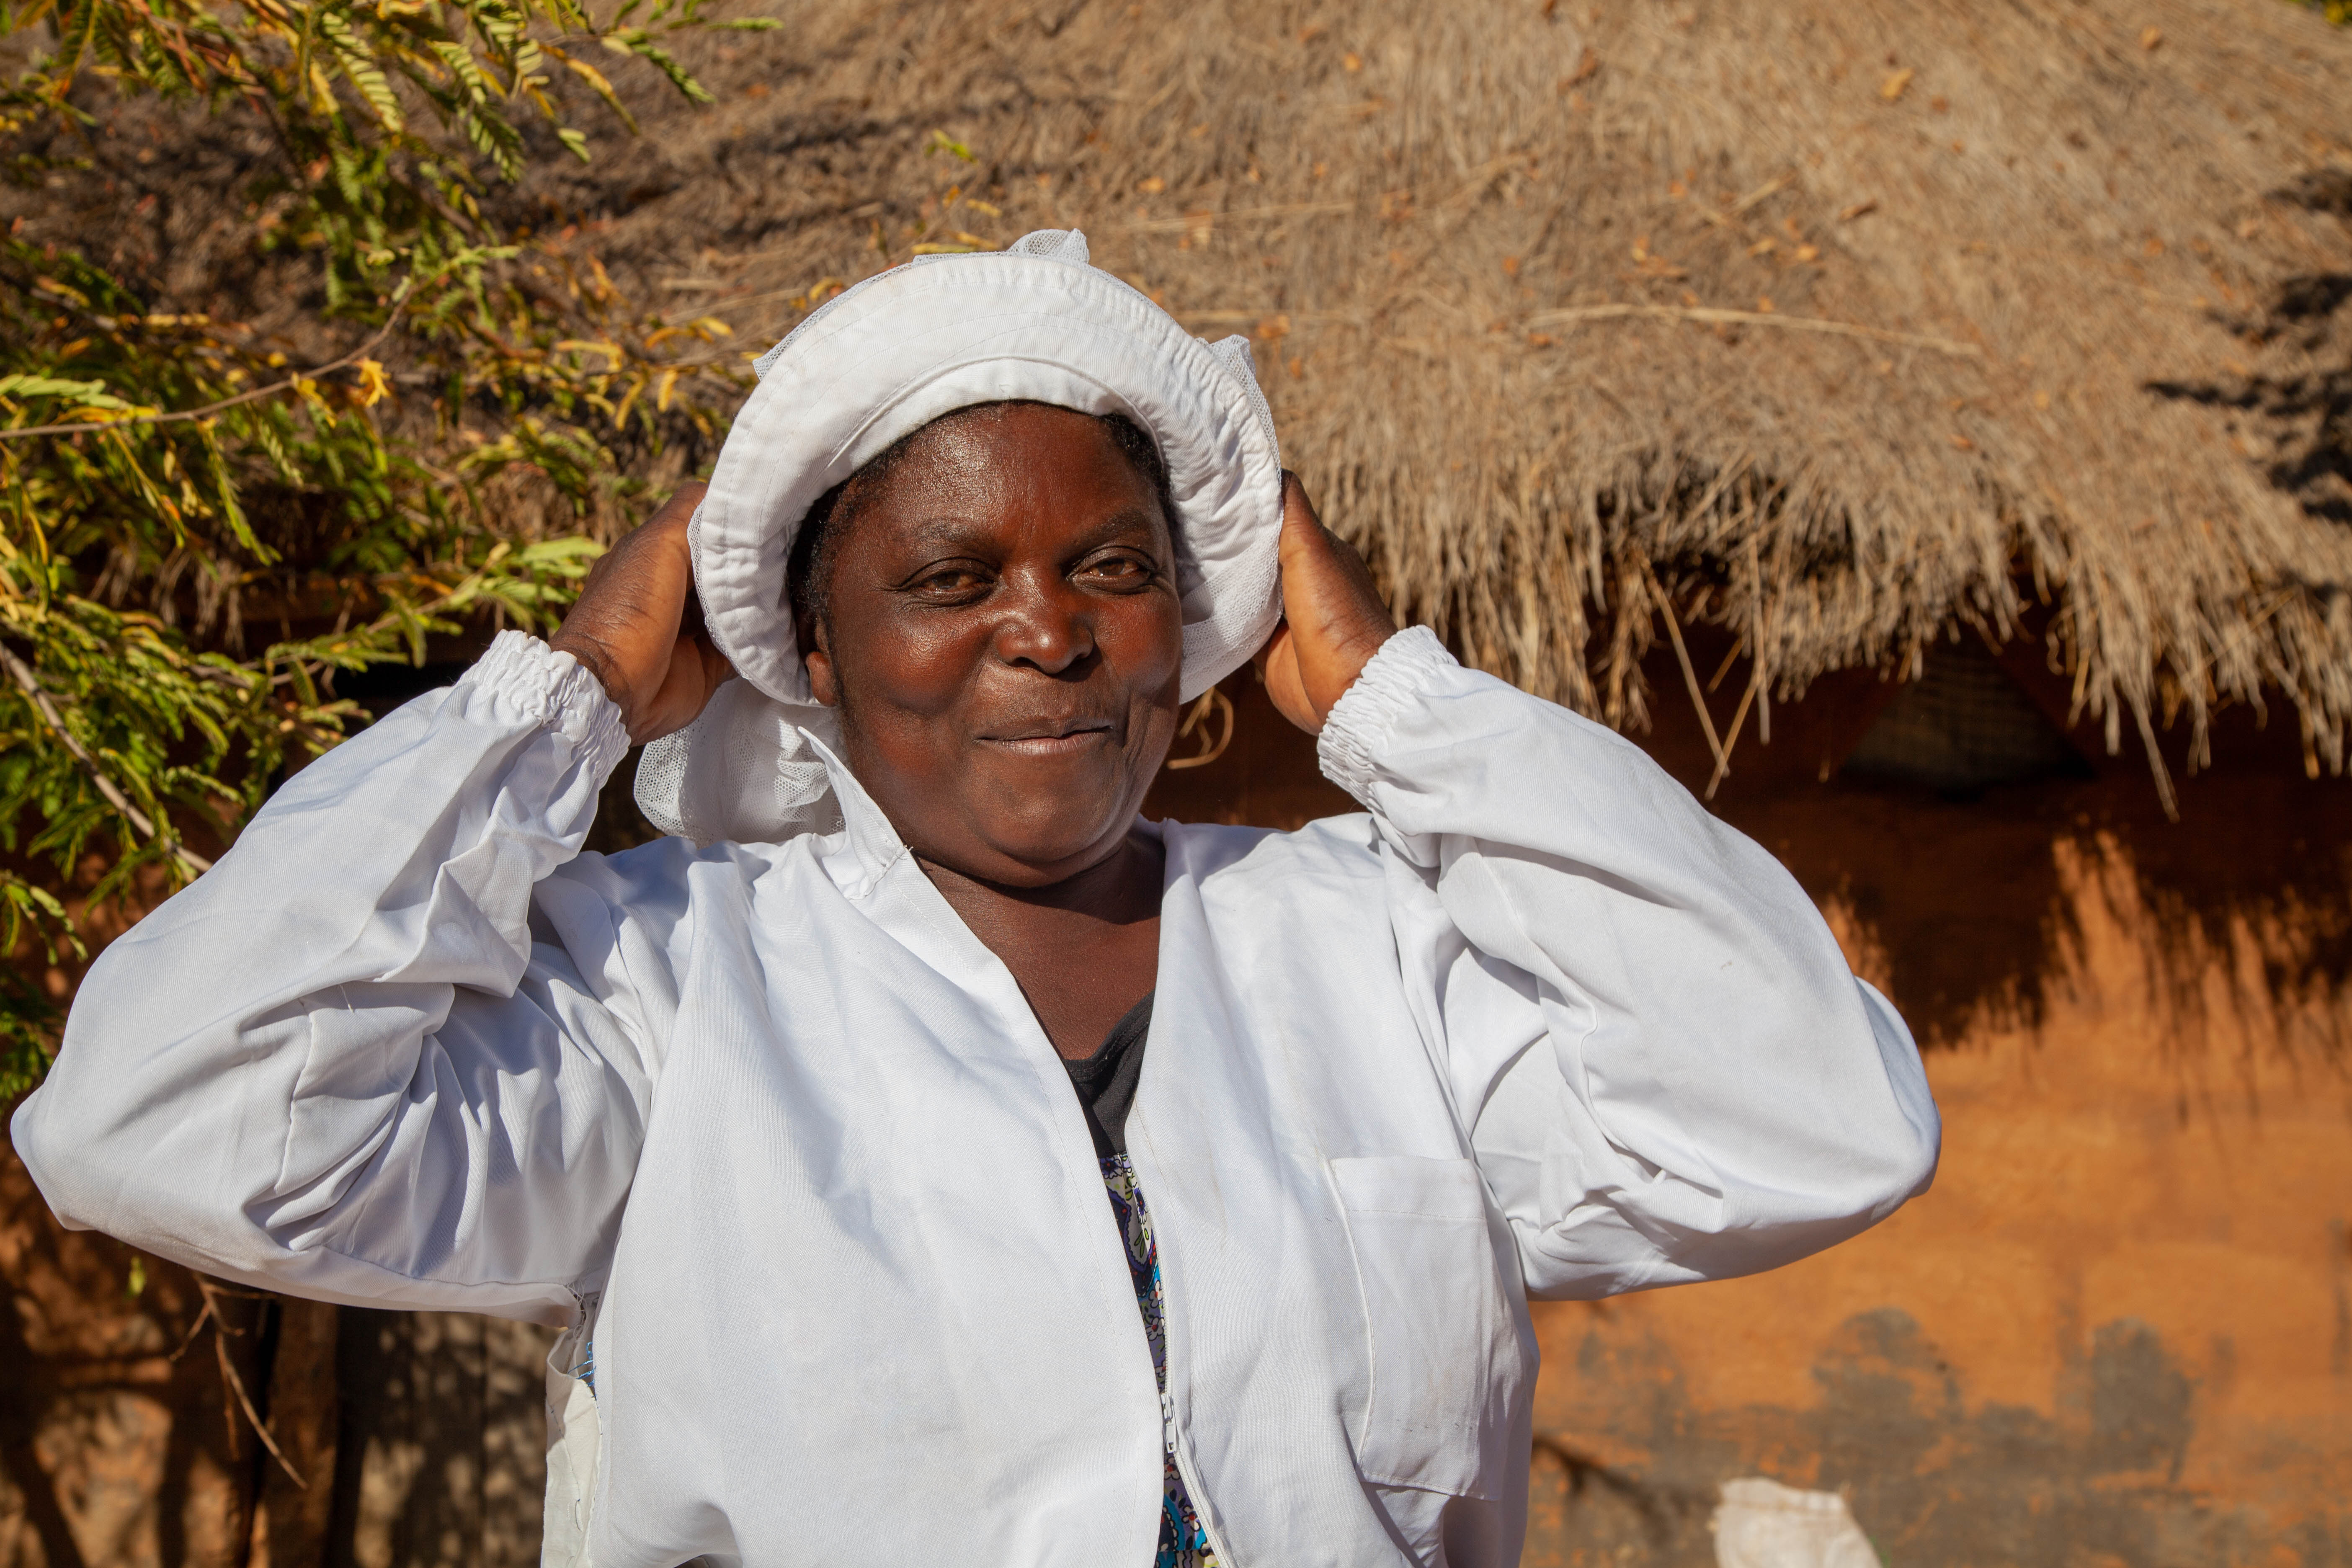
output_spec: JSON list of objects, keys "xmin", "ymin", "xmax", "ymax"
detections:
[
  {"xmin": 1078, "ymin": 553, "xmax": 1154, "ymax": 586},
  {"xmin": 910, "ymin": 567, "xmax": 990, "ymax": 598}
]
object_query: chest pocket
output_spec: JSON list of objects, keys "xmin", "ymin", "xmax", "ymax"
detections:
[{"xmin": 1332, "ymin": 1155, "xmax": 1529, "ymax": 1501}]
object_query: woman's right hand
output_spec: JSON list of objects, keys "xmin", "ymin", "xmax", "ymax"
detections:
[{"xmin": 550, "ymin": 480, "xmax": 736, "ymax": 744}]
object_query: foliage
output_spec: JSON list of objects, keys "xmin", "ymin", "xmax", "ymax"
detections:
[
  {"xmin": 0, "ymin": 0, "xmax": 773, "ymax": 1089},
  {"xmin": 0, "ymin": 965, "xmax": 58, "ymax": 1099},
  {"xmin": 2290, "ymin": 0, "xmax": 2351, "ymax": 23}
]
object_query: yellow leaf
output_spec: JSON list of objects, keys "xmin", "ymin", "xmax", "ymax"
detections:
[
  {"xmin": 291, "ymin": 375, "xmax": 333, "ymax": 423},
  {"xmin": 655, "ymin": 368, "xmax": 680, "ymax": 412},
  {"xmin": 1880, "ymin": 67, "xmax": 1914, "ymax": 102},
  {"xmin": 612, "ymin": 376, "xmax": 645, "ymax": 430},
  {"xmin": 353, "ymin": 358, "xmax": 392, "ymax": 408},
  {"xmin": 555, "ymin": 338, "xmax": 623, "ymax": 365}
]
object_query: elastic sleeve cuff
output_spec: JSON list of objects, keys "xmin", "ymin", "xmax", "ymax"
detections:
[
  {"xmin": 458, "ymin": 631, "xmax": 632, "ymax": 783},
  {"xmin": 1315, "ymin": 625, "xmax": 1458, "ymax": 805}
]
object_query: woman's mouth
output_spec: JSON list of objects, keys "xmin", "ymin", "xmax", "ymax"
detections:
[{"xmin": 977, "ymin": 719, "xmax": 1116, "ymax": 756}]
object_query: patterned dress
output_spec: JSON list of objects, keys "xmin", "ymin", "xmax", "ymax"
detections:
[{"xmin": 1101, "ymin": 1152, "xmax": 1221, "ymax": 1568}]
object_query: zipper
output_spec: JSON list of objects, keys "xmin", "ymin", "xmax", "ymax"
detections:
[
  {"xmin": 1164, "ymin": 1391, "xmax": 1239, "ymax": 1568},
  {"xmin": 1145, "ymin": 1169, "xmax": 1238, "ymax": 1567}
]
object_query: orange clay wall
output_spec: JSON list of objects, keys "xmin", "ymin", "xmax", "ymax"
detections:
[
  {"xmin": 1517, "ymin": 796, "xmax": 2352, "ymax": 1568},
  {"xmin": 1148, "ymin": 665, "xmax": 2352, "ymax": 1568}
]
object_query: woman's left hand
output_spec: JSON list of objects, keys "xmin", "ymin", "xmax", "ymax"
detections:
[{"xmin": 1254, "ymin": 473, "xmax": 1396, "ymax": 734}]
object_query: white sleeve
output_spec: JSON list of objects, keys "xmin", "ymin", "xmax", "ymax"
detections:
[
  {"xmin": 9, "ymin": 632, "xmax": 678, "ymax": 1325},
  {"xmin": 1318, "ymin": 627, "xmax": 1940, "ymax": 1302}
]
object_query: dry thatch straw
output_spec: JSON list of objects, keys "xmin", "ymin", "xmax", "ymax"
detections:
[{"xmin": 45, "ymin": 0, "xmax": 2352, "ymax": 798}]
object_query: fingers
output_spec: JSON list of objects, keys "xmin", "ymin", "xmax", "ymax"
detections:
[
  {"xmin": 1277, "ymin": 475, "xmax": 1387, "ymax": 635},
  {"xmin": 1260, "ymin": 472, "xmax": 1394, "ymax": 732},
  {"xmin": 553, "ymin": 480, "xmax": 725, "ymax": 743},
  {"xmin": 644, "ymin": 479, "xmax": 708, "ymax": 536},
  {"xmin": 1252, "ymin": 619, "xmax": 1318, "ymax": 734}
]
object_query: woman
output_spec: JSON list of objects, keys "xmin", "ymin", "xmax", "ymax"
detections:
[{"xmin": 13, "ymin": 231, "xmax": 1939, "ymax": 1568}]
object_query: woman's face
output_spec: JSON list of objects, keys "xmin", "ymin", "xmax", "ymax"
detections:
[{"xmin": 804, "ymin": 403, "xmax": 1185, "ymax": 887}]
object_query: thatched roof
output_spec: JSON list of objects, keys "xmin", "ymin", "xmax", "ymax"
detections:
[
  {"xmin": 530, "ymin": 0, "xmax": 2352, "ymax": 799},
  {"xmin": 41, "ymin": 0, "xmax": 2352, "ymax": 793}
]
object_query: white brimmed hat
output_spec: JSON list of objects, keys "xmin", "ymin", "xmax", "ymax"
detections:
[{"xmin": 635, "ymin": 229, "xmax": 1286, "ymax": 845}]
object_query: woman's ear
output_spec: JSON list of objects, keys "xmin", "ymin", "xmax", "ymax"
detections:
[{"xmin": 805, "ymin": 621, "xmax": 841, "ymax": 708}]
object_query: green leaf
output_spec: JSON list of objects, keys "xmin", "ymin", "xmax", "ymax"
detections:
[
  {"xmin": 431, "ymin": 38, "xmax": 495, "ymax": 106},
  {"xmin": 620, "ymin": 36, "xmax": 713, "ymax": 103},
  {"xmin": 320, "ymin": 10, "xmax": 406, "ymax": 134},
  {"xmin": 0, "ymin": 373, "xmax": 120, "ymax": 403}
]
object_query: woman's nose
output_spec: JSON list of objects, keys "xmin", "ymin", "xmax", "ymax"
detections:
[{"xmin": 991, "ymin": 575, "xmax": 1096, "ymax": 675}]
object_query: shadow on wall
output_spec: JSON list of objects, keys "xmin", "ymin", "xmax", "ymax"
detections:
[
  {"xmin": 324, "ymin": 1310, "xmax": 549, "ymax": 1568},
  {"xmin": 1727, "ymin": 765, "xmax": 2352, "ymax": 1057},
  {"xmin": 0, "ymin": 1145, "xmax": 336, "ymax": 1568},
  {"xmin": 1524, "ymin": 1308, "xmax": 2347, "ymax": 1568}
]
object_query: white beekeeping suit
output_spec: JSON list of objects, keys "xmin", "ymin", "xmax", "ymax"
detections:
[{"xmin": 13, "ymin": 232, "xmax": 1939, "ymax": 1568}]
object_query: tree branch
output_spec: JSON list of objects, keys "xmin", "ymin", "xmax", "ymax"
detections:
[
  {"xmin": 0, "ymin": 641, "xmax": 213, "ymax": 876},
  {"xmin": 197, "ymin": 1278, "xmax": 307, "ymax": 1491},
  {"xmin": 0, "ymin": 279, "xmax": 413, "ymax": 442},
  {"xmin": 1642, "ymin": 563, "xmax": 1730, "ymax": 787}
]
